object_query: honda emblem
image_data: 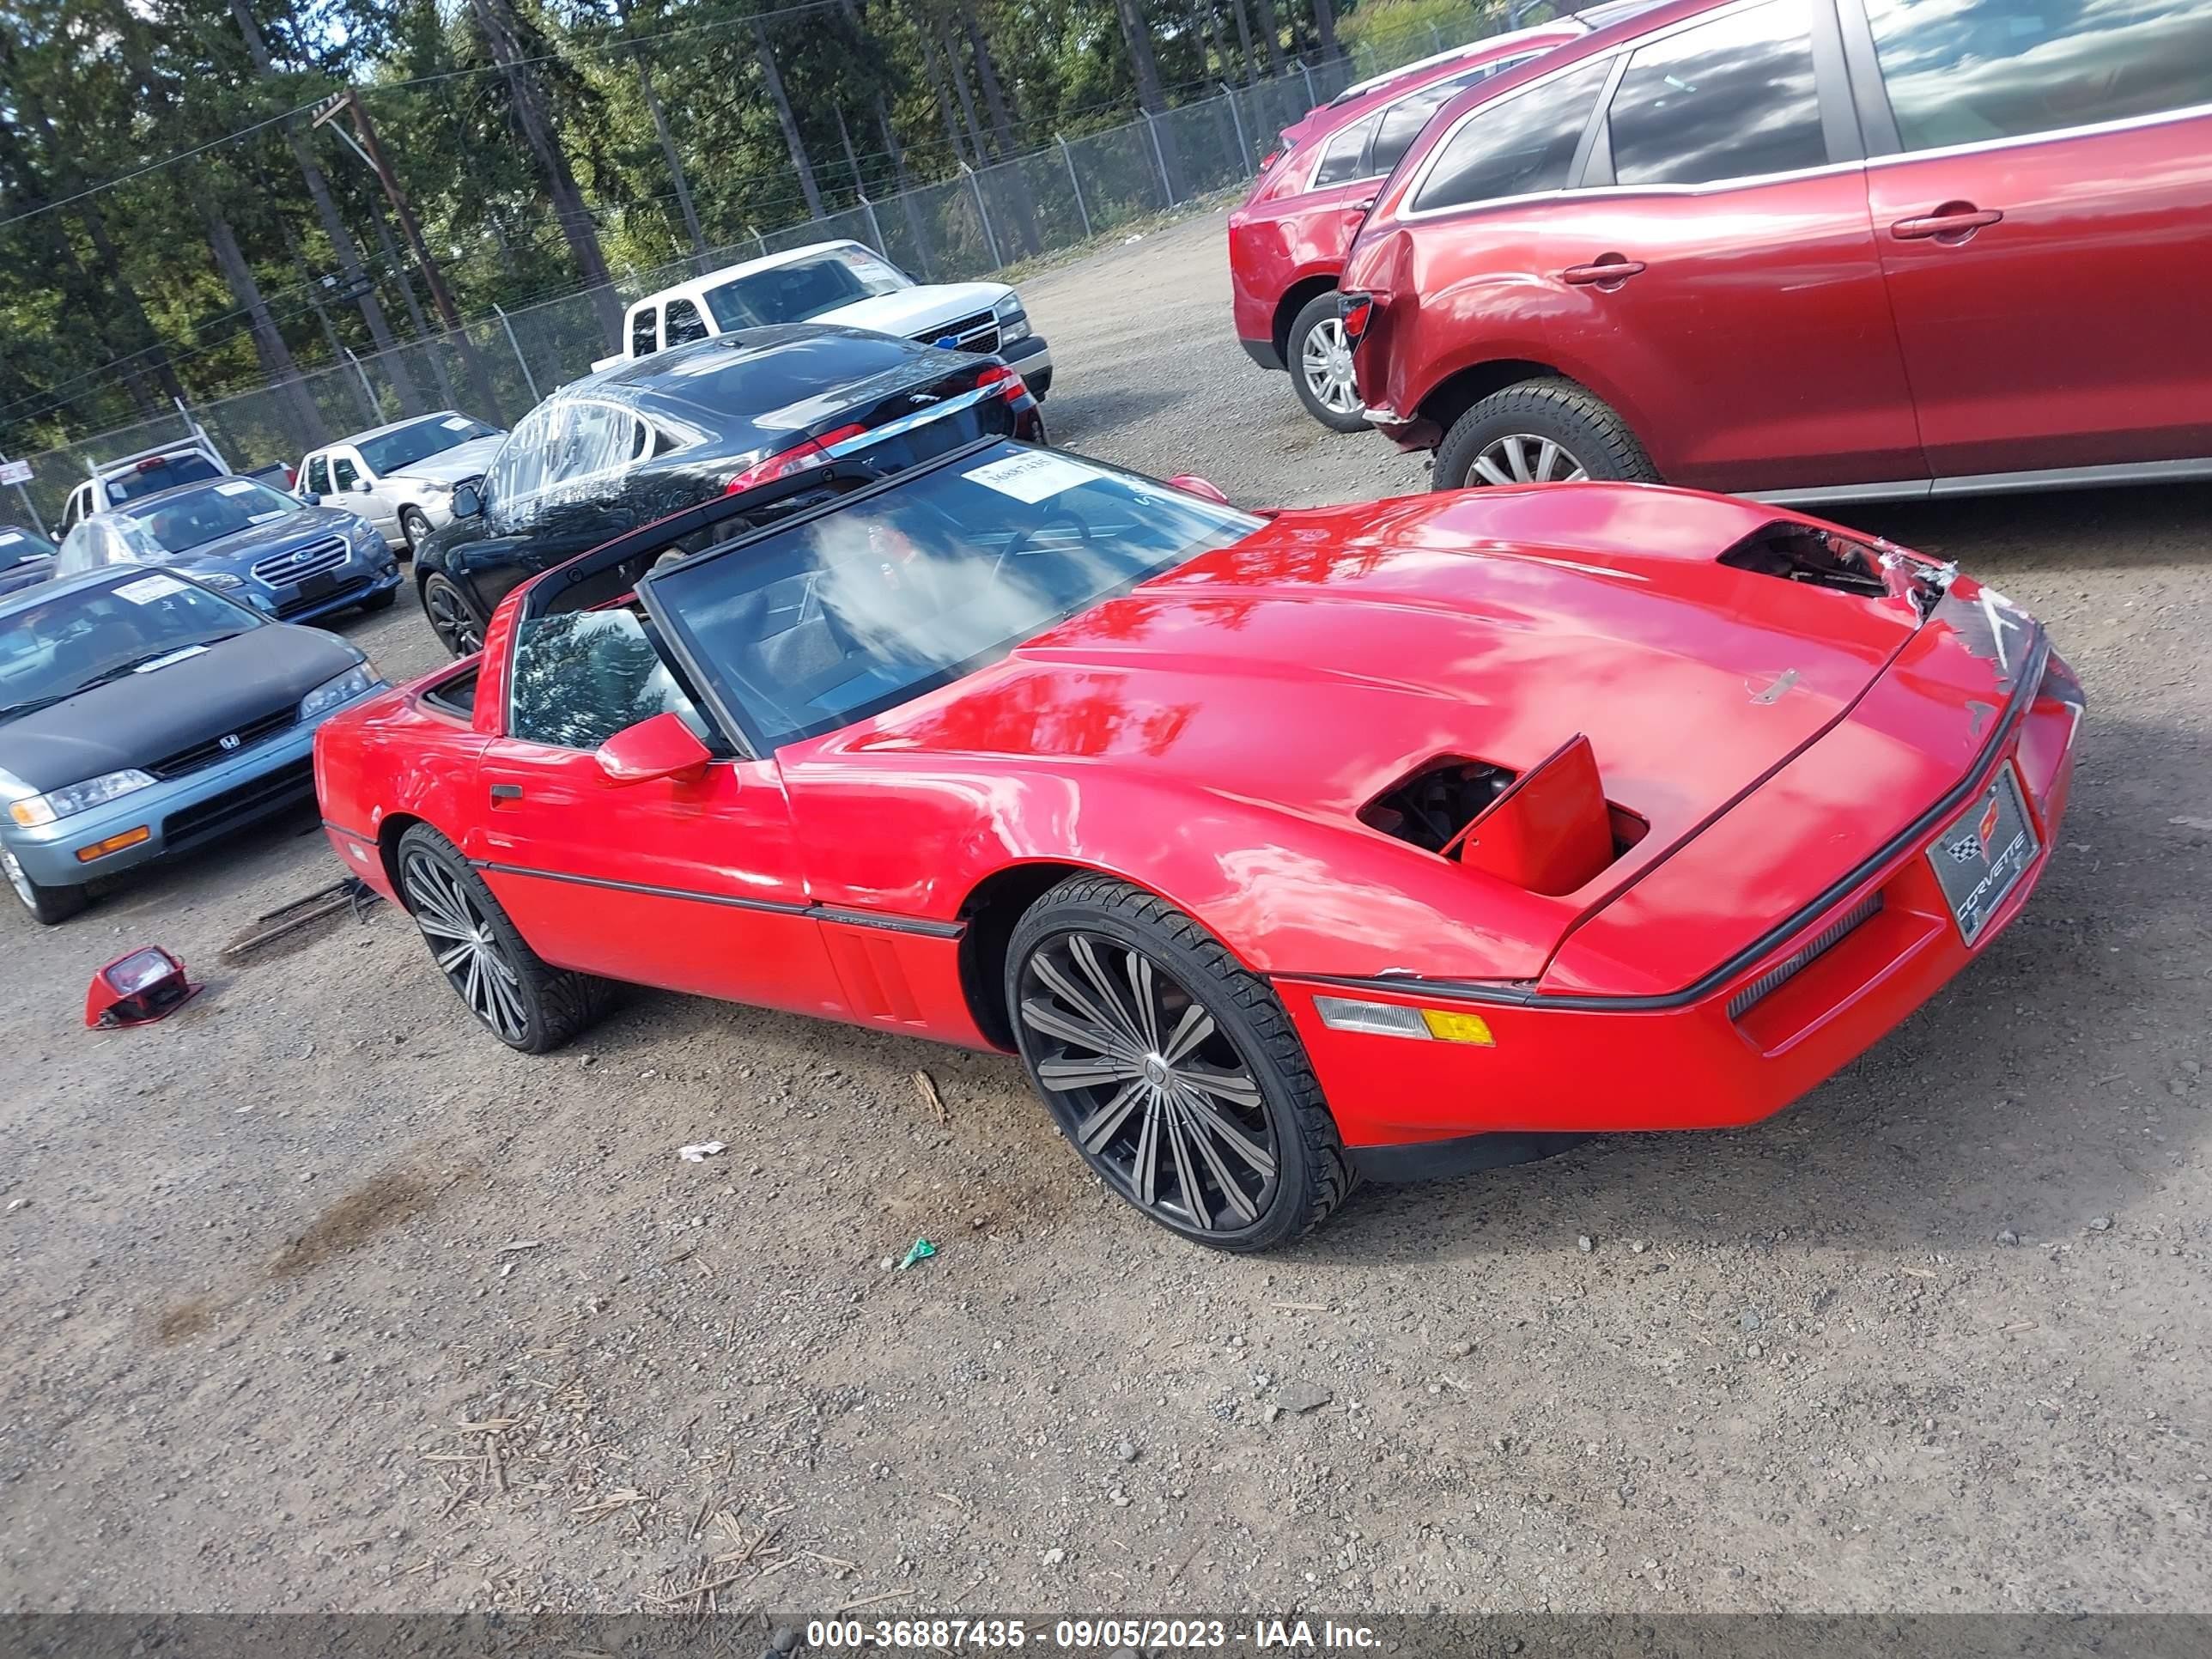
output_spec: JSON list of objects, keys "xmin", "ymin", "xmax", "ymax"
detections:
[{"xmin": 218, "ymin": 733, "xmax": 241, "ymax": 751}]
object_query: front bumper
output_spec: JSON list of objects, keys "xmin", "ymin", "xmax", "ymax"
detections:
[
  {"xmin": 270, "ymin": 562, "xmax": 401, "ymax": 624},
  {"xmin": 1001, "ymin": 333, "xmax": 1054, "ymax": 398},
  {"xmin": 3, "ymin": 686, "xmax": 386, "ymax": 888},
  {"xmin": 1279, "ymin": 649, "xmax": 2082, "ymax": 1166}
]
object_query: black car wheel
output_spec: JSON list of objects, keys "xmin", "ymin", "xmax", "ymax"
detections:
[
  {"xmin": 3, "ymin": 846, "xmax": 87, "ymax": 926},
  {"xmin": 398, "ymin": 507, "xmax": 432, "ymax": 557},
  {"xmin": 1433, "ymin": 378, "xmax": 1659, "ymax": 491},
  {"xmin": 1288, "ymin": 291, "xmax": 1370, "ymax": 434},
  {"xmin": 395, "ymin": 825, "xmax": 610, "ymax": 1053},
  {"xmin": 420, "ymin": 573, "xmax": 483, "ymax": 657},
  {"xmin": 1007, "ymin": 874, "xmax": 1352, "ymax": 1252}
]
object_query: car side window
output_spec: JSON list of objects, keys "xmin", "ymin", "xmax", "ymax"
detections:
[
  {"xmin": 331, "ymin": 454, "xmax": 362, "ymax": 492},
  {"xmin": 1863, "ymin": 0, "xmax": 2212, "ymax": 152},
  {"xmin": 1313, "ymin": 115, "xmax": 1379, "ymax": 185},
  {"xmin": 664, "ymin": 297, "xmax": 709, "ymax": 345},
  {"xmin": 483, "ymin": 406, "xmax": 549, "ymax": 516},
  {"xmin": 1369, "ymin": 68, "xmax": 1492, "ymax": 179},
  {"xmin": 1606, "ymin": 0, "xmax": 1826, "ymax": 186},
  {"xmin": 1411, "ymin": 58, "xmax": 1614, "ymax": 214},
  {"xmin": 507, "ymin": 608, "xmax": 706, "ymax": 751},
  {"xmin": 630, "ymin": 305, "xmax": 659, "ymax": 357},
  {"xmin": 303, "ymin": 454, "xmax": 331, "ymax": 495}
]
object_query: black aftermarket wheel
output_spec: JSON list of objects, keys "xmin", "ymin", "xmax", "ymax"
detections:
[
  {"xmin": 395, "ymin": 824, "xmax": 610, "ymax": 1052},
  {"xmin": 1007, "ymin": 874, "xmax": 1352, "ymax": 1251},
  {"xmin": 420, "ymin": 572, "xmax": 483, "ymax": 657}
]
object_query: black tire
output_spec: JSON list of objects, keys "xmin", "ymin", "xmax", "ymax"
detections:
[
  {"xmin": 1432, "ymin": 376, "xmax": 1659, "ymax": 491},
  {"xmin": 397, "ymin": 507, "xmax": 432, "ymax": 558},
  {"xmin": 2, "ymin": 845, "xmax": 87, "ymax": 926},
  {"xmin": 1287, "ymin": 291, "xmax": 1370, "ymax": 434},
  {"xmin": 419, "ymin": 571, "xmax": 484, "ymax": 658},
  {"xmin": 1006, "ymin": 874, "xmax": 1352, "ymax": 1252},
  {"xmin": 358, "ymin": 584, "xmax": 398, "ymax": 613},
  {"xmin": 393, "ymin": 824, "xmax": 612, "ymax": 1053}
]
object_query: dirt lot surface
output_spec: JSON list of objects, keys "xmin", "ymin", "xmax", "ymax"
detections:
[{"xmin": 4, "ymin": 210, "xmax": 2209, "ymax": 1620}]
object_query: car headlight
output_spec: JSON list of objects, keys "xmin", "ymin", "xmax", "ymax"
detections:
[
  {"xmin": 298, "ymin": 663, "xmax": 379, "ymax": 722},
  {"xmin": 9, "ymin": 769, "xmax": 156, "ymax": 827},
  {"xmin": 196, "ymin": 571, "xmax": 246, "ymax": 591},
  {"xmin": 994, "ymin": 297, "xmax": 1030, "ymax": 344},
  {"xmin": 349, "ymin": 519, "xmax": 390, "ymax": 558}
]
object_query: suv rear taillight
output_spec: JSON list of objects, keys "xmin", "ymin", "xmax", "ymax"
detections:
[{"xmin": 1338, "ymin": 292, "xmax": 1376, "ymax": 344}]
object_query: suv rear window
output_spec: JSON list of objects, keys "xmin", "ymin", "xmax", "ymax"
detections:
[
  {"xmin": 103, "ymin": 452, "xmax": 222, "ymax": 505},
  {"xmin": 1412, "ymin": 58, "xmax": 1613, "ymax": 213},
  {"xmin": 1606, "ymin": 0, "xmax": 1826, "ymax": 185},
  {"xmin": 1863, "ymin": 0, "xmax": 2212, "ymax": 152}
]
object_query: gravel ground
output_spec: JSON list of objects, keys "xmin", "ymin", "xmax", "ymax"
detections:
[{"xmin": 3, "ymin": 210, "xmax": 2209, "ymax": 1620}]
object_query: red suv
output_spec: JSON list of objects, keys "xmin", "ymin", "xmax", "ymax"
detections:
[
  {"xmin": 1228, "ymin": 19, "xmax": 1589, "ymax": 430},
  {"xmin": 1340, "ymin": 0, "xmax": 2212, "ymax": 501}
]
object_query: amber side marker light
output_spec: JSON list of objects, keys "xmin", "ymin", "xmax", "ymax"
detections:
[
  {"xmin": 84, "ymin": 945, "xmax": 201, "ymax": 1030},
  {"xmin": 1313, "ymin": 994, "xmax": 1494, "ymax": 1046},
  {"xmin": 76, "ymin": 826, "xmax": 150, "ymax": 863}
]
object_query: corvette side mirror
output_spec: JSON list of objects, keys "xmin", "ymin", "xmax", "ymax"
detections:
[
  {"xmin": 1169, "ymin": 474, "xmax": 1231, "ymax": 505},
  {"xmin": 596, "ymin": 711, "xmax": 711, "ymax": 787},
  {"xmin": 451, "ymin": 482, "xmax": 484, "ymax": 520}
]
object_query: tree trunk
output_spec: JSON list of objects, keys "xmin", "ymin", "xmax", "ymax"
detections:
[
  {"xmin": 367, "ymin": 204, "xmax": 465, "ymax": 414},
  {"xmin": 1227, "ymin": 0, "xmax": 1257, "ymax": 84},
  {"xmin": 467, "ymin": 0, "xmax": 622, "ymax": 339},
  {"xmin": 202, "ymin": 200, "xmax": 328, "ymax": 449},
  {"xmin": 962, "ymin": 15, "xmax": 1043, "ymax": 255},
  {"xmin": 1310, "ymin": 0, "xmax": 1341, "ymax": 64},
  {"xmin": 913, "ymin": 15, "xmax": 972, "ymax": 169},
  {"xmin": 1112, "ymin": 0, "xmax": 1184, "ymax": 197},
  {"xmin": 636, "ymin": 53, "xmax": 707, "ymax": 261},
  {"xmin": 938, "ymin": 17, "xmax": 994, "ymax": 165},
  {"xmin": 227, "ymin": 0, "xmax": 419, "ymax": 415},
  {"xmin": 753, "ymin": 21, "xmax": 825, "ymax": 221},
  {"xmin": 840, "ymin": 0, "xmax": 933, "ymax": 276},
  {"xmin": 1252, "ymin": 0, "xmax": 1286, "ymax": 75}
]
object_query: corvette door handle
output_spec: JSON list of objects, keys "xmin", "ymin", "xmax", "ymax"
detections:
[
  {"xmin": 1562, "ymin": 258, "xmax": 1646, "ymax": 286},
  {"xmin": 1891, "ymin": 206, "xmax": 2002, "ymax": 241},
  {"xmin": 489, "ymin": 783, "xmax": 522, "ymax": 803}
]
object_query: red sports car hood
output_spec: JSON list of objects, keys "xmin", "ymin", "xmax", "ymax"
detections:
[{"xmin": 835, "ymin": 486, "xmax": 1924, "ymax": 862}]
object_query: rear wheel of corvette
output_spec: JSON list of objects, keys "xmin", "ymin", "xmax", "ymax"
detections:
[
  {"xmin": 1007, "ymin": 874, "xmax": 1353, "ymax": 1252},
  {"xmin": 1289, "ymin": 292, "xmax": 1370, "ymax": 434},
  {"xmin": 420, "ymin": 573, "xmax": 483, "ymax": 658},
  {"xmin": 394, "ymin": 824, "xmax": 611, "ymax": 1053},
  {"xmin": 1432, "ymin": 377, "xmax": 1659, "ymax": 491},
  {"xmin": 3, "ymin": 846, "xmax": 87, "ymax": 926}
]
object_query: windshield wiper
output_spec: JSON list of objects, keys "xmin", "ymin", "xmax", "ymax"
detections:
[{"xmin": 0, "ymin": 692, "xmax": 71, "ymax": 721}]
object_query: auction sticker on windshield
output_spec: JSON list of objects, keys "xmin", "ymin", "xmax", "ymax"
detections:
[
  {"xmin": 963, "ymin": 451, "xmax": 1104, "ymax": 504},
  {"xmin": 113, "ymin": 574, "xmax": 187, "ymax": 605},
  {"xmin": 441, "ymin": 416, "xmax": 474, "ymax": 431},
  {"xmin": 215, "ymin": 479, "xmax": 258, "ymax": 496}
]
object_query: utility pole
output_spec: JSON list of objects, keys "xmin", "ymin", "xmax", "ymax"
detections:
[{"xmin": 313, "ymin": 89, "xmax": 465, "ymax": 336}]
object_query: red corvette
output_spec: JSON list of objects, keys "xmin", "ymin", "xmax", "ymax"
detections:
[{"xmin": 314, "ymin": 439, "xmax": 2081, "ymax": 1250}]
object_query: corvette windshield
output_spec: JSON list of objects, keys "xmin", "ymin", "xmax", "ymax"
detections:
[{"xmin": 646, "ymin": 444, "xmax": 1261, "ymax": 750}]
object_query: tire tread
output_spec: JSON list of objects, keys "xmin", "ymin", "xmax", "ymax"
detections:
[{"xmin": 1434, "ymin": 375, "xmax": 1659, "ymax": 489}]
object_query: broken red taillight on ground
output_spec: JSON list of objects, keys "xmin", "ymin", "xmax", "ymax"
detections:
[{"xmin": 85, "ymin": 946, "xmax": 200, "ymax": 1029}]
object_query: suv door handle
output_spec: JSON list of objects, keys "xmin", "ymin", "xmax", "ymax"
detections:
[
  {"xmin": 1563, "ymin": 258, "xmax": 1646, "ymax": 287},
  {"xmin": 489, "ymin": 783, "xmax": 522, "ymax": 803},
  {"xmin": 1350, "ymin": 196, "xmax": 1378, "ymax": 212},
  {"xmin": 1891, "ymin": 205, "xmax": 2002, "ymax": 242}
]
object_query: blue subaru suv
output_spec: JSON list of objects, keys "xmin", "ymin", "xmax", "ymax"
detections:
[{"xmin": 53, "ymin": 477, "xmax": 401, "ymax": 622}]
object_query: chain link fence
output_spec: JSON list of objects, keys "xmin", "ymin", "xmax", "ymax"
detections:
[{"xmin": 9, "ymin": 0, "xmax": 1546, "ymax": 532}]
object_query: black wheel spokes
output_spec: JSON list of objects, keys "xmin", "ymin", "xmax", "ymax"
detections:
[
  {"xmin": 1021, "ymin": 932, "xmax": 1277, "ymax": 1233},
  {"xmin": 404, "ymin": 853, "xmax": 526, "ymax": 1042},
  {"xmin": 427, "ymin": 584, "xmax": 481, "ymax": 653}
]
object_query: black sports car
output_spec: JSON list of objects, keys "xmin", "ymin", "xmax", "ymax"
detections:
[{"xmin": 412, "ymin": 324, "xmax": 1048, "ymax": 655}]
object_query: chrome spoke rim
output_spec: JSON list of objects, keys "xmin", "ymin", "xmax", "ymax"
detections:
[
  {"xmin": 1300, "ymin": 317, "xmax": 1362, "ymax": 415},
  {"xmin": 403, "ymin": 850, "xmax": 526, "ymax": 1042},
  {"xmin": 1020, "ymin": 931, "xmax": 1277, "ymax": 1234},
  {"xmin": 1470, "ymin": 433, "xmax": 1589, "ymax": 489},
  {"xmin": 3, "ymin": 848, "xmax": 34, "ymax": 909}
]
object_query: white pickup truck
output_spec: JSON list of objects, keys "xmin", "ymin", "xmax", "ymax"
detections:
[{"xmin": 595, "ymin": 240, "xmax": 1053, "ymax": 397}]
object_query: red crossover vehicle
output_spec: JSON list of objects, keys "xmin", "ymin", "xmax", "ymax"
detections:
[
  {"xmin": 316, "ymin": 439, "xmax": 2081, "ymax": 1251},
  {"xmin": 1230, "ymin": 19, "xmax": 1590, "ymax": 429},
  {"xmin": 1338, "ymin": 0, "xmax": 2212, "ymax": 500}
]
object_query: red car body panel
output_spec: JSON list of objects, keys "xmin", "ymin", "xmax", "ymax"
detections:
[
  {"xmin": 1227, "ymin": 25, "xmax": 1585, "ymax": 365},
  {"xmin": 316, "ymin": 481, "xmax": 2078, "ymax": 1157},
  {"xmin": 1340, "ymin": 0, "xmax": 2212, "ymax": 493}
]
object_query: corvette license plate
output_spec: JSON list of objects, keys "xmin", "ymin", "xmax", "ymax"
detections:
[{"xmin": 1927, "ymin": 763, "xmax": 2038, "ymax": 945}]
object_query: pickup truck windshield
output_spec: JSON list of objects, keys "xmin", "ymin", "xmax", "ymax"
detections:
[
  {"xmin": 101, "ymin": 451, "xmax": 222, "ymax": 505},
  {"xmin": 702, "ymin": 250, "xmax": 910, "ymax": 331}
]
